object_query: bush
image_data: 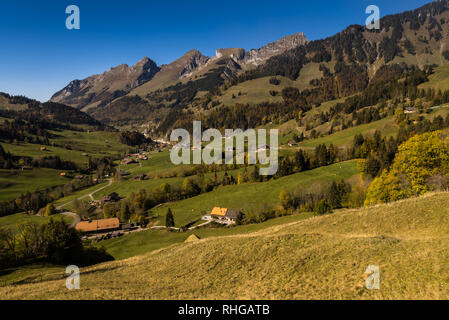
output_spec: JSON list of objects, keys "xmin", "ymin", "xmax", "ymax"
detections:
[{"xmin": 314, "ymin": 199, "xmax": 332, "ymax": 215}]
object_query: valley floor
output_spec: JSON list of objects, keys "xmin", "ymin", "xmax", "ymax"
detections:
[{"xmin": 2, "ymin": 191, "xmax": 449, "ymax": 300}]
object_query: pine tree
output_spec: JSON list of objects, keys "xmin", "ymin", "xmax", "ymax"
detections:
[{"xmin": 165, "ymin": 208, "xmax": 175, "ymax": 227}]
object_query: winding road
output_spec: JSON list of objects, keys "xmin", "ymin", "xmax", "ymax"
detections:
[{"xmin": 56, "ymin": 179, "xmax": 113, "ymax": 228}]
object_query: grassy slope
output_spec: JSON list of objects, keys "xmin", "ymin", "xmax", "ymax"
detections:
[
  {"xmin": 1, "ymin": 130, "xmax": 128, "ymax": 167},
  {"xmin": 3, "ymin": 191, "xmax": 449, "ymax": 299},
  {"xmin": 0, "ymin": 168, "xmax": 68, "ymax": 201},
  {"xmin": 99, "ymin": 213, "xmax": 315, "ymax": 260},
  {"xmin": 419, "ymin": 64, "xmax": 449, "ymax": 91},
  {"xmin": 0, "ymin": 128, "xmax": 129, "ymax": 202},
  {"xmin": 219, "ymin": 63, "xmax": 326, "ymax": 106},
  {"xmin": 0, "ymin": 213, "xmax": 72, "ymax": 234},
  {"xmin": 298, "ymin": 117, "xmax": 398, "ymax": 149},
  {"xmin": 152, "ymin": 160, "xmax": 358, "ymax": 227}
]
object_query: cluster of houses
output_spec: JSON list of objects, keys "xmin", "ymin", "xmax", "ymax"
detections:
[
  {"xmin": 121, "ymin": 151, "xmax": 148, "ymax": 165},
  {"xmin": 75, "ymin": 206, "xmax": 241, "ymax": 237}
]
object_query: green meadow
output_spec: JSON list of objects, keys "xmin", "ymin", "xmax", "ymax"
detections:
[
  {"xmin": 0, "ymin": 168, "xmax": 67, "ymax": 201},
  {"xmin": 0, "ymin": 213, "xmax": 73, "ymax": 234},
  {"xmin": 151, "ymin": 160, "xmax": 359, "ymax": 227}
]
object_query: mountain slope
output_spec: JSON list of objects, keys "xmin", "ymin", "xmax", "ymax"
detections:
[
  {"xmin": 129, "ymin": 49, "xmax": 210, "ymax": 97},
  {"xmin": 50, "ymin": 57, "xmax": 160, "ymax": 111},
  {"xmin": 51, "ymin": 33, "xmax": 308, "ymax": 127},
  {"xmin": 50, "ymin": 1, "xmax": 449, "ymax": 134},
  {"xmin": 2, "ymin": 191, "xmax": 449, "ymax": 299},
  {"xmin": 0, "ymin": 92, "xmax": 106, "ymax": 129}
]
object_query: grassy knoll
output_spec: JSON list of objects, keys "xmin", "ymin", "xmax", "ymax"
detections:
[
  {"xmin": 0, "ymin": 168, "xmax": 67, "ymax": 201},
  {"xmin": 4, "ymin": 191, "xmax": 449, "ymax": 299},
  {"xmin": 152, "ymin": 160, "xmax": 359, "ymax": 227},
  {"xmin": 0, "ymin": 213, "xmax": 73, "ymax": 234}
]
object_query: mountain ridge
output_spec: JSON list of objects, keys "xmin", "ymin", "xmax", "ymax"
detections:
[{"xmin": 50, "ymin": 32, "xmax": 309, "ymax": 112}]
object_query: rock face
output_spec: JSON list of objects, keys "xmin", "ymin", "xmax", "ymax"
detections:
[
  {"xmin": 177, "ymin": 50, "xmax": 210, "ymax": 78},
  {"xmin": 237, "ymin": 32, "xmax": 309, "ymax": 68},
  {"xmin": 50, "ymin": 57, "xmax": 160, "ymax": 109}
]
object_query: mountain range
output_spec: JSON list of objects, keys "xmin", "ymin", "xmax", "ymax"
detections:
[
  {"xmin": 46, "ymin": 0, "xmax": 449, "ymax": 135},
  {"xmin": 50, "ymin": 32, "xmax": 308, "ymax": 111}
]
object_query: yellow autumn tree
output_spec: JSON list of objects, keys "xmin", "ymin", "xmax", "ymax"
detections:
[
  {"xmin": 365, "ymin": 132, "xmax": 449, "ymax": 206},
  {"xmin": 279, "ymin": 188, "xmax": 291, "ymax": 211}
]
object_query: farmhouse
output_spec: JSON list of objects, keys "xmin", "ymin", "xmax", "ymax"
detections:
[
  {"xmin": 121, "ymin": 158, "xmax": 138, "ymax": 165},
  {"xmin": 203, "ymin": 207, "xmax": 240, "ymax": 225},
  {"xmin": 101, "ymin": 192, "xmax": 121, "ymax": 204},
  {"xmin": 75, "ymin": 218, "xmax": 120, "ymax": 235},
  {"xmin": 288, "ymin": 140, "xmax": 298, "ymax": 147}
]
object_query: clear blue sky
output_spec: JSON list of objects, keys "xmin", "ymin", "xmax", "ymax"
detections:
[{"xmin": 0, "ymin": 0, "xmax": 432, "ymax": 102}]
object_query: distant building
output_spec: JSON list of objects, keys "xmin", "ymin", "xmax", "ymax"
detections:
[
  {"xmin": 404, "ymin": 107, "xmax": 416, "ymax": 114},
  {"xmin": 101, "ymin": 192, "xmax": 121, "ymax": 204},
  {"xmin": 288, "ymin": 140, "xmax": 298, "ymax": 147},
  {"xmin": 121, "ymin": 158, "xmax": 138, "ymax": 165},
  {"xmin": 40, "ymin": 146, "xmax": 47, "ymax": 151},
  {"xmin": 75, "ymin": 218, "xmax": 120, "ymax": 235}
]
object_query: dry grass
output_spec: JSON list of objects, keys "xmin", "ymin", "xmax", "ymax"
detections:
[{"xmin": 3, "ymin": 192, "xmax": 449, "ymax": 300}]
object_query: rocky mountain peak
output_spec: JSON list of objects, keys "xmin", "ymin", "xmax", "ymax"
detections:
[{"xmin": 240, "ymin": 32, "xmax": 309, "ymax": 67}]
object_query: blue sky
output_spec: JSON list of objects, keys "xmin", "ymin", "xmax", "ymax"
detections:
[{"xmin": 0, "ymin": 0, "xmax": 432, "ymax": 102}]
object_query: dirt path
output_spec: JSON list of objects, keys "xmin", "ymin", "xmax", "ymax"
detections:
[{"xmin": 57, "ymin": 179, "xmax": 113, "ymax": 228}]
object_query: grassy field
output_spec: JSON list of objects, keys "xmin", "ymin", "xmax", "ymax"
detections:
[
  {"xmin": 0, "ymin": 213, "xmax": 73, "ymax": 234},
  {"xmin": 3, "ymin": 191, "xmax": 449, "ymax": 299},
  {"xmin": 298, "ymin": 117, "xmax": 398, "ymax": 149},
  {"xmin": 48, "ymin": 130, "xmax": 129, "ymax": 157},
  {"xmin": 0, "ymin": 168, "xmax": 68, "ymax": 201},
  {"xmin": 1, "ymin": 129, "xmax": 129, "ymax": 166},
  {"xmin": 151, "ymin": 160, "xmax": 359, "ymax": 227}
]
